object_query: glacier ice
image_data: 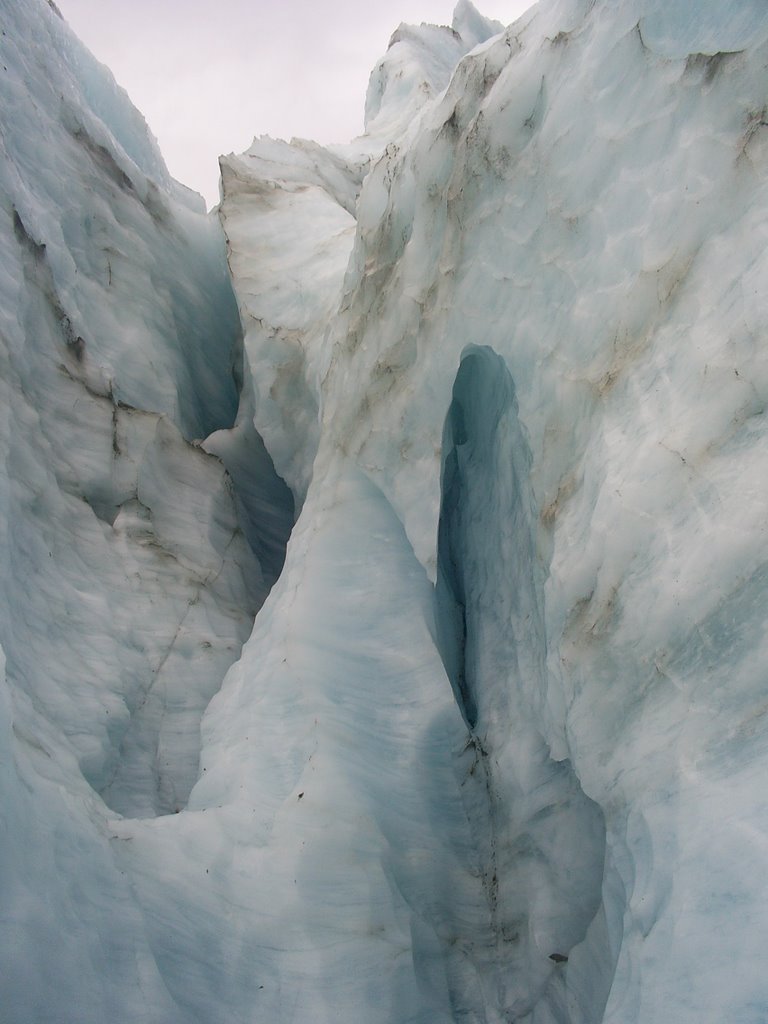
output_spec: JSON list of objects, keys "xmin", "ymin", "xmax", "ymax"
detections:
[
  {"xmin": 3, "ymin": 0, "xmax": 768, "ymax": 1021},
  {"xmin": 0, "ymin": 0, "xmax": 292, "ymax": 970}
]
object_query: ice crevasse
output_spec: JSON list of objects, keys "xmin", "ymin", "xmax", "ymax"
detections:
[{"xmin": 2, "ymin": 0, "xmax": 768, "ymax": 1022}]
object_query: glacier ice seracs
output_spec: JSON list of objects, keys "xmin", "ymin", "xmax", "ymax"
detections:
[{"xmin": 3, "ymin": 0, "xmax": 768, "ymax": 1021}]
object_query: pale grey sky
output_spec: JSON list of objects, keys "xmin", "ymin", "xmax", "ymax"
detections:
[{"xmin": 56, "ymin": 0, "xmax": 532, "ymax": 207}]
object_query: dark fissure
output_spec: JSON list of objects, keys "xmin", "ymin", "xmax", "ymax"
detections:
[{"xmin": 434, "ymin": 346, "xmax": 614, "ymax": 1021}]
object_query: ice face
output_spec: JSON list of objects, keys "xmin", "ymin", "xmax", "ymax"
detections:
[
  {"xmin": 4, "ymin": 0, "xmax": 768, "ymax": 1022},
  {"xmin": 275, "ymin": 0, "xmax": 768, "ymax": 1017},
  {"xmin": 0, "ymin": 2, "xmax": 292, "ymax": 1014},
  {"xmin": 217, "ymin": 137, "xmax": 361, "ymax": 504}
]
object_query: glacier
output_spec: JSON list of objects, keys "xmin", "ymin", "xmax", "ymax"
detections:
[{"xmin": 2, "ymin": 0, "xmax": 768, "ymax": 1021}]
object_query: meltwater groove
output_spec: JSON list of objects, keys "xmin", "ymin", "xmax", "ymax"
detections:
[{"xmin": 437, "ymin": 347, "xmax": 614, "ymax": 1020}]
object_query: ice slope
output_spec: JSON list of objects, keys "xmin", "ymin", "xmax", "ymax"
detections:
[{"xmin": 4, "ymin": 0, "xmax": 768, "ymax": 1022}]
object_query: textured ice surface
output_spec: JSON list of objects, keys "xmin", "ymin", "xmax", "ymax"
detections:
[
  {"xmin": 0, "ymin": 2, "xmax": 291, "ymax": 1015},
  {"xmin": 4, "ymin": 0, "xmax": 768, "ymax": 1022},
  {"xmin": 216, "ymin": 1, "xmax": 504, "ymax": 506}
]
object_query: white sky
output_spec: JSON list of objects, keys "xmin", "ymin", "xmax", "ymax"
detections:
[{"xmin": 56, "ymin": 0, "xmax": 533, "ymax": 208}]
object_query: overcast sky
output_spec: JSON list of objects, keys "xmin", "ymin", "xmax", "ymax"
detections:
[{"xmin": 56, "ymin": 0, "xmax": 532, "ymax": 208}]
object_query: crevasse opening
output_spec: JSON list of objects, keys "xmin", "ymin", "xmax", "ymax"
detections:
[
  {"xmin": 435, "ymin": 346, "xmax": 615, "ymax": 1021},
  {"xmin": 96, "ymin": 312, "xmax": 295, "ymax": 821}
]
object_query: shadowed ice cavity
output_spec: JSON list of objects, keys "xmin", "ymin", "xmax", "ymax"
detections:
[
  {"xmin": 98, "ymin": 326, "xmax": 295, "ymax": 821},
  {"xmin": 9, "ymin": 153, "xmax": 294, "ymax": 822},
  {"xmin": 436, "ymin": 346, "xmax": 615, "ymax": 1021}
]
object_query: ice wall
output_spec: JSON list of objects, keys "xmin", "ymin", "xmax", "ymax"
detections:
[
  {"xmin": 0, "ymin": 2, "xmax": 291, "ymax": 1017},
  {"xmin": 220, "ymin": 0, "xmax": 768, "ymax": 1019},
  {"xmin": 309, "ymin": 0, "xmax": 768, "ymax": 1019}
]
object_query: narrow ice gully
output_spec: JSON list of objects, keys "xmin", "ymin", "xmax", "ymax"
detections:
[{"xmin": 2, "ymin": 0, "xmax": 768, "ymax": 1021}]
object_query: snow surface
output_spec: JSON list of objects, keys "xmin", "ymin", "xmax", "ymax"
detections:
[{"xmin": 3, "ymin": 0, "xmax": 768, "ymax": 1021}]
